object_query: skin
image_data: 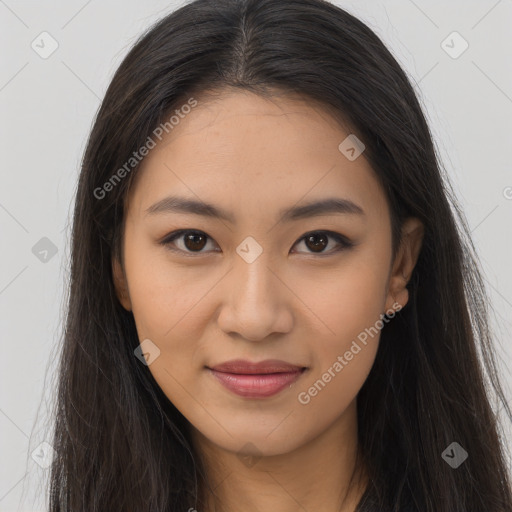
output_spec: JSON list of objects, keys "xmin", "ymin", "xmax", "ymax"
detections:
[{"xmin": 113, "ymin": 89, "xmax": 424, "ymax": 512}]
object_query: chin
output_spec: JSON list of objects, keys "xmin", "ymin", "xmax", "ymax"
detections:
[{"xmin": 198, "ymin": 422, "xmax": 313, "ymax": 458}]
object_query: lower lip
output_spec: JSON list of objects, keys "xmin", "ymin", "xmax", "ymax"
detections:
[{"xmin": 208, "ymin": 368, "xmax": 306, "ymax": 398}]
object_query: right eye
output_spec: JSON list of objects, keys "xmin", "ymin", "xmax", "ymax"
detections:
[{"xmin": 160, "ymin": 229, "xmax": 220, "ymax": 255}]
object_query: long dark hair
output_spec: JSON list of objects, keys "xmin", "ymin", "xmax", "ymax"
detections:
[{"xmin": 48, "ymin": 0, "xmax": 512, "ymax": 510}]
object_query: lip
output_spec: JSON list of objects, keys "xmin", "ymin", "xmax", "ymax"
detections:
[
  {"xmin": 206, "ymin": 359, "xmax": 308, "ymax": 398},
  {"xmin": 209, "ymin": 359, "xmax": 305, "ymax": 374}
]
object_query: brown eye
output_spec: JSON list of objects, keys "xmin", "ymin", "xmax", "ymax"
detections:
[
  {"xmin": 292, "ymin": 231, "xmax": 353, "ymax": 255},
  {"xmin": 304, "ymin": 232, "xmax": 329, "ymax": 253},
  {"xmin": 183, "ymin": 232, "xmax": 207, "ymax": 251},
  {"xmin": 161, "ymin": 230, "xmax": 218, "ymax": 254}
]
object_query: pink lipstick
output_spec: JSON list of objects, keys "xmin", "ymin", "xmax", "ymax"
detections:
[{"xmin": 207, "ymin": 359, "xmax": 307, "ymax": 398}]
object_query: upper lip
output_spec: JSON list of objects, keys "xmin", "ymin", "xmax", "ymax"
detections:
[{"xmin": 208, "ymin": 359, "xmax": 306, "ymax": 374}]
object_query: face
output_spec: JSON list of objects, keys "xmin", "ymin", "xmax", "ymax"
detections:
[{"xmin": 113, "ymin": 89, "xmax": 423, "ymax": 458}]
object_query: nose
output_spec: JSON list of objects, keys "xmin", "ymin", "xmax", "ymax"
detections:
[{"xmin": 216, "ymin": 253, "xmax": 294, "ymax": 342}]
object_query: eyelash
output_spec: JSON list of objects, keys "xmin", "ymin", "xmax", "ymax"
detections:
[{"xmin": 159, "ymin": 229, "xmax": 353, "ymax": 257}]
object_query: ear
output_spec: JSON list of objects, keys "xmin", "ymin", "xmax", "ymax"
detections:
[
  {"xmin": 384, "ymin": 217, "xmax": 424, "ymax": 312},
  {"xmin": 112, "ymin": 256, "xmax": 132, "ymax": 311}
]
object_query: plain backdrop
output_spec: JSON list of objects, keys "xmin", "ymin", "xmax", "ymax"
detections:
[{"xmin": 1, "ymin": 0, "xmax": 511, "ymax": 510}]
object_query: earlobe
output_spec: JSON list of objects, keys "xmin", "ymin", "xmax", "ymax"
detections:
[
  {"xmin": 385, "ymin": 217, "xmax": 424, "ymax": 312},
  {"xmin": 112, "ymin": 257, "xmax": 132, "ymax": 311}
]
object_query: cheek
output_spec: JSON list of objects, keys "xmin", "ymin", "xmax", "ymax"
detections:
[
  {"xmin": 295, "ymin": 251, "xmax": 389, "ymax": 348},
  {"xmin": 125, "ymin": 241, "xmax": 214, "ymax": 340},
  {"xmin": 123, "ymin": 244, "xmax": 223, "ymax": 399},
  {"xmin": 294, "ymin": 253, "xmax": 389, "ymax": 403},
  {"xmin": 294, "ymin": 278, "xmax": 385, "ymax": 429},
  {"xmin": 125, "ymin": 260, "xmax": 210, "ymax": 409}
]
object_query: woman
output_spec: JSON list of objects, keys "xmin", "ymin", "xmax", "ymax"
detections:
[{"xmin": 48, "ymin": 0, "xmax": 512, "ymax": 510}]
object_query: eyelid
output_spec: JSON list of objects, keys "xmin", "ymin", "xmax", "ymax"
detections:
[
  {"xmin": 292, "ymin": 230, "xmax": 354, "ymax": 255},
  {"xmin": 159, "ymin": 229, "xmax": 354, "ymax": 255},
  {"xmin": 159, "ymin": 229, "xmax": 220, "ymax": 256}
]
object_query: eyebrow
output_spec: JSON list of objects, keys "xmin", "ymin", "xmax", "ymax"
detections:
[{"xmin": 145, "ymin": 195, "xmax": 365, "ymax": 223}]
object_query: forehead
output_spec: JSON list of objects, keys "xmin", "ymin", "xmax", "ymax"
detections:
[{"xmin": 125, "ymin": 90, "xmax": 389, "ymax": 224}]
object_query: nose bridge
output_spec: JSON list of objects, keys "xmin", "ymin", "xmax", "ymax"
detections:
[
  {"xmin": 233, "ymin": 233, "xmax": 277, "ymax": 298},
  {"xmin": 235, "ymin": 250, "xmax": 275, "ymax": 302},
  {"xmin": 217, "ymin": 243, "xmax": 292, "ymax": 340}
]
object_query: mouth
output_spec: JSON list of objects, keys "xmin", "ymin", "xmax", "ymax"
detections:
[{"xmin": 206, "ymin": 360, "xmax": 308, "ymax": 398}]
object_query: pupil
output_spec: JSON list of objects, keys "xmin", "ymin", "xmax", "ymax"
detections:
[
  {"xmin": 306, "ymin": 233, "xmax": 327, "ymax": 252},
  {"xmin": 185, "ymin": 232, "xmax": 206, "ymax": 251}
]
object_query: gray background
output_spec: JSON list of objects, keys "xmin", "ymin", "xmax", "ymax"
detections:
[{"xmin": 1, "ymin": 0, "xmax": 511, "ymax": 510}]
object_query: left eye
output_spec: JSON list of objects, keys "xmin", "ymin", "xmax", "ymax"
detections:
[
  {"xmin": 292, "ymin": 231, "xmax": 353, "ymax": 254},
  {"xmin": 160, "ymin": 229, "xmax": 353, "ymax": 256}
]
